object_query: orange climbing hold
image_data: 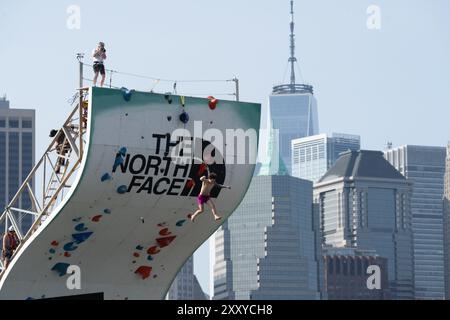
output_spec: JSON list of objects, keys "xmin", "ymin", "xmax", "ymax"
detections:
[
  {"xmin": 51, "ymin": 241, "xmax": 59, "ymax": 247},
  {"xmin": 208, "ymin": 96, "xmax": 218, "ymax": 110},
  {"xmin": 133, "ymin": 252, "xmax": 140, "ymax": 258},
  {"xmin": 159, "ymin": 228, "xmax": 171, "ymax": 236},
  {"xmin": 147, "ymin": 246, "xmax": 161, "ymax": 255},
  {"xmin": 64, "ymin": 252, "xmax": 71, "ymax": 258},
  {"xmin": 135, "ymin": 266, "xmax": 152, "ymax": 280},
  {"xmin": 92, "ymin": 215, "xmax": 103, "ymax": 222},
  {"xmin": 156, "ymin": 235, "xmax": 177, "ymax": 248}
]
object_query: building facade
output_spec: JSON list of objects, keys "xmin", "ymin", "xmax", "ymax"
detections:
[
  {"xmin": 443, "ymin": 142, "xmax": 450, "ymax": 299},
  {"xmin": 0, "ymin": 97, "xmax": 35, "ymax": 234},
  {"xmin": 313, "ymin": 150, "xmax": 414, "ymax": 299},
  {"xmin": 385, "ymin": 145, "xmax": 446, "ymax": 300},
  {"xmin": 167, "ymin": 256, "xmax": 206, "ymax": 300},
  {"xmin": 292, "ymin": 133, "xmax": 360, "ymax": 183},
  {"xmin": 213, "ymin": 175, "xmax": 321, "ymax": 300},
  {"xmin": 323, "ymin": 247, "xmax": 390, "ymax": 300},
  {"xmin": 268, "ymin": 89, "xmax": 319, "ymax": 175}
]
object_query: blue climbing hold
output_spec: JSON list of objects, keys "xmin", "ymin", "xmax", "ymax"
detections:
[
  {"xmin": 72, "ymin": 217, "xmax": 82, "ymax": 223},
  {"xmin": 136, "ymin": 245, "xmax": 144, "ymax": 251},
  {"xmin": 51, "ymin": 263, "xmax": 70, "ymax": 277},
  {"xmin": 104, "ymin": 209, "xmax": 112, "ymax": 214},
  {"xmin": 147, "ymin": 255, "xmax": 153, "ymax": 261},
  {"xmin": 49, "ymin": 248, "xmax": 56, "ymax": 254},
  {"xmin": 179, "ymin": 112, "xmax": 189, "ymax": 124},
  {"xmin": 176, "ymin": 219, "xmax": 187, "ymax": 227},
  {"xmin": 75, "ymin": 223, "xmax": 88, "ymax": 232},
  {"xmin": 121, "ymin": 87, "xmax": 134, "ymax": 102},
  {"xmin": 101, "ymin": 173, "xmax": 112, "ymax": 182},
  {"xmin": 117, "ymin": 185, "xmax": 128, "ymax": 194},
  {"xmin": 63, "ymin": 242, "xmax": 78, "ymax": 252},
  {"xmin": 72, "ymin": 231, "xmax": 93, "ymax": 244}
]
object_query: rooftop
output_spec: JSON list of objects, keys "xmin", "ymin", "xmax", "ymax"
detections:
[{"xmin": 318, "ymin": 150, "xmax": 406, "ymax": 183}]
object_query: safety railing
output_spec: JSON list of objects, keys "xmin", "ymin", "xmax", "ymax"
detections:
[{"xmin": 0, "ymin": 88, "xmax": 89, "ymax": 274}]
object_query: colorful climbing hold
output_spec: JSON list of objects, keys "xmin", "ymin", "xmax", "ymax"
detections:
[
  {"xmin": 179, "ymin": 111, "xmax": 189, "ymax": 124},
  {"xmin": 197, "ymin": 163, "xmax": 207, "ymax": 176},
  {"xmin": 147, "ymin": 255, "xmax": 153, "ymax": 261},
  {"xmin": 117, "ymin": 185, "xmax": 128, "ymax": 194},
  {"xmin": 74, "ymin": 223, "xmax": 88, "ymax": 232},
  {"xmin": 121, "ymin": 87, "xmax": 134, "ymax": 102},
  {"xmin": 185, "ymin": 179, "xmax": 195, "ymax": 189},
  {"xmin": 159, "ymin": 228, "xmax": 171, "ymax": 236},
  {"xmin": 157, "ymin": 222, "xmax": 167, "ymax": 228},
  {"xmin": 51, "ymin": 241, "xmax": 59, "ymax": 247},
  {"xmin": 136, "ymin": 245, "xmax": 144, "ymax": 251},
  {"xmin": 104, "ymin": 209, "xmax": 112, "ymax": 214},
  {"xmin": 51, "ymin": 263, "xmax": 70, "ymax": 277},
  {"xmin": 72, "ymin": 231, "xmax": 93, "ymax": 244},
  {"xmin": 63, "ymin": 242, "xmax": 78, "ymax": 252},
  {"xmin": 176, "ymin": 220, "xmax": 186, "ymax": 227},
  {"xmin": 72, "ymin": 217, "xmax": 82, "ymax": 223},
  {"xmin": 92, "ymin": 215, "xmax": 103, "ymax": 222},
  {"xmin": 156, "ymin": 236, "xmax": 176, "ymax": 248},
  {"xmin": 167, "ymin": 116, "xmax": 172, "ymax": 122},
  {"xmin": 64, "ymin": 252, "xmax": 71, "ymax": 258},
  {"xmin": 135, "ymin": 266, "xmax": 152, "ymax": 280},
  {"xmin": 101, "ymin": 173, "xmax": 112, "ymax": 182},
  {"xmin": 133, "ymin": 252, "xmax": 140, "ymax": 258},
  {"xmin": 49, "ymin": 248, "xmax": 56, "ymax": 254},
  {"xmin": 208, "ymin": 96, "xmax": 219, "ymax": 110},
  {"xmin": 147, "ymin": 246, "xmax": 161, "ymax": 255}
]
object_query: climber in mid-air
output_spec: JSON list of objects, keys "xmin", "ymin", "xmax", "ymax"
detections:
[{"xmin": 190, "ymin": 164, "xmax": 231, "ymax": 222}]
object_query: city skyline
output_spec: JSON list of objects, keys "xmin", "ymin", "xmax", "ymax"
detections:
[{"xmin": 1, "ymin": 0, "xmax": 450, "ymax": 297}]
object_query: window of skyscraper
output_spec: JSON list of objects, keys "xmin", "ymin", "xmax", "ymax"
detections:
[
  {"xmin": 9, "ymin": 119, "xmax": 19, "ymax": 128},
  {"xmin": 0, "ymin": 119, "xmax": 5, "ymax": 128},
  {"xmin": 22, "ymin": 120, "xmax": 32, "ymax": 128}
]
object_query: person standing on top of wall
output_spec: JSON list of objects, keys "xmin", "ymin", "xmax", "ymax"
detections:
[{"xmin": 92, "ymin": 42, "xmax": 107, "ymax": 87}]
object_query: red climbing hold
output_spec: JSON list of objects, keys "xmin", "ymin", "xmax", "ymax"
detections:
[
  {"xmin": 159, "ymin": 228, "xmax": 171, "ymax": 236},
  {"xmin": 135, "ymin": 266, "xmax": 152, "ymax": 280},
  {"xmin": 133, "ymin": 252, "xmax": 140, "ymax": 258},
  {"xmin": 92, "ymin": 215, "xmax": 103, "ymax": 222},
  {"xmin": 147, "ymin": 246, "xmax": 161, "ymax": 255},
  {"xmin": 197, "ymin": 163, "xmax": 207, "ymax": 176},
  {"xmin": 64, "ymin": 252, "xmax": 71, "ymax": 258},
  {"xmin": 208, "ymin": 96, "xmax": 218, "ymax": 110},
  {"xmin": 156, "ymin": 235, "xmax": 177, "ymax": 248},
  {"xmin": 51, "ymin": 241, "xmax": 59, "ymax": 247},
  {"xmin": 185, "ymin": 179, "xmax": 195, "ymax": 189}
]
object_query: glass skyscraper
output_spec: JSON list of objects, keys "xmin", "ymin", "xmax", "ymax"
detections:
[
  {"xmin": 314, "ymin": 150, "xmax": 414, "ymax": 299},
  {"xmin": 292, "ymin": 133, "xmax": 360, "ymax": 183},
  {"xmin": 0, "ymin": 97, "xmax": 35, "ymax": 234},
  {"xmin": 385, "ymin": 146, "xmax": 447, "ymax": 300},
  {"xmin": 444, "ymin": 142, "xmax": 450, "ymax": 299},
  {"xmin": 213, "ymin": 175, "xmax": 321, "ymax": 300},
  {"xmin": 167, "ymin": 256, "xmax": 206, "ymax": 300},
  {"xmin": 269, "ymin": 88, "xmax": 319, "ymax": 175}
]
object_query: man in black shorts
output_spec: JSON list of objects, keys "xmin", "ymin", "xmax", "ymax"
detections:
[{"xmin": 92, "ymin": 42, "xmax": 107, "ymax": 87}]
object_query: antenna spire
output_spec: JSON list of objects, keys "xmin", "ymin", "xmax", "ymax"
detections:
[{"xmin": 289, "ymin": 0, "xmax": 297, "ymax": 90}]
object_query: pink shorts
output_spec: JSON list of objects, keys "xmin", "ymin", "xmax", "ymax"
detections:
[{"xmin": 197, "ymin": 195, "xmax": 210, "ymax": 205}]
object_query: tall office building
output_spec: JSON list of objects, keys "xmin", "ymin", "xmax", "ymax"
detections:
[
  {"xmin": 385, "ymin": 145, "xmax": 446, "ymax": 300},
  {"xmin": 0, "ymin": 96, "xmax": 35, "ymax": 234},
  {"xmin": 323, "ymin": 247, "xmax": 390, "ymax": 300},
  {"xmin": 443, "ymin": 142, "xmax": 450, "ymax": 299},
  {"xmin": 292, "ymin": 133, "xmax": 361, "ymax": 183},
  {"xmin": 167, "ymin": 257, "xmax": 207, "ymax": 300},
  {"xmin": 314, "ymin": 150, "xmax": 414, "ymax": 299},
  {"xmin": 213, "ymin": 175, "xmax": 321, "ymax": 300},
  {"xmin": 267, "ymin": 0, "xmax": 319, "ymax": 175}
]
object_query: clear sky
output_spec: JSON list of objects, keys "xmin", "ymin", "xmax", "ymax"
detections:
[{"xmin": 1, "ymin": 0, "xmax": 450, "ymax": 296}]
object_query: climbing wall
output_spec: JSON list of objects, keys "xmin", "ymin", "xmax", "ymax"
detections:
[{"xmin": 0, "ymin": 87, "xmax": 260, "ymax": 300}]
